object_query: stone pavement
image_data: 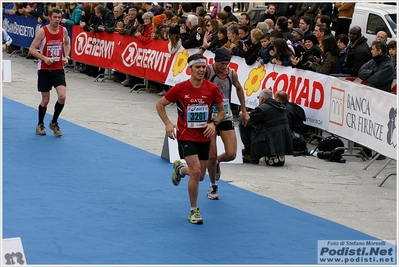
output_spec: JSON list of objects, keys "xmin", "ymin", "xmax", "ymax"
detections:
[{"xmin": 1, "ymin": 52, "xmax": 397, "ymax": 241}]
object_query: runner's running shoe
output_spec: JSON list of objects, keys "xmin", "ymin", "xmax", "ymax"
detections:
[
  {"xmin": 188, "ymin": 208, "xmax": 203, "ymax": 224},
  {"xmin": 207, "ymin": 185, "xmax": 220, "ymax": 200},
  {"xmin": 216, "ymin": 162, "xmax": 221, "ymax": 180},
  {"xmin": 49, "ymin": 121, "xmax": 62, "ymax": 137},
  {"xmin": 36, "ymin": 123, "xmax": 46, "ymax": 135},
  {"xmin": 171, "ymin": 160, "xmax": 184, "ymax": 186}
]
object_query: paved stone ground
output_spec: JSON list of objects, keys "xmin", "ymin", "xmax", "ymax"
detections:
[{"xmin": 1, "ymin": 52, "xmax": 397, "ymax": 241}]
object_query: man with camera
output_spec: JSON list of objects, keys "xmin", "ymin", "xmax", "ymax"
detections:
[
  {"xmin": 231, "ymin": 25, "xmax": 251, "ymax": 58},
  {"xmin": 239, "ymin": 89, "xmax": 293, "ymax": 165},
  {"xmin": 274, "ymin": 90, "xmax": 307, "ymax": 155}
]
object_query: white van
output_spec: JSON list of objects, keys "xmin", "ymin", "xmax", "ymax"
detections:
[{"xmin": 350, "ymin": 3, "xmax": 397, "ymax": 46}]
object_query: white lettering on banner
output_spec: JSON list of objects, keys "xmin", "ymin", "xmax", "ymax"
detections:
[
  {"xmin": 74, "ymin": 32, "xmax": 114, "ymax": 59},
  {"xmin": 2, "ymin": 18, "xmax": 35, "ymax": 37},
  {"xmin": 121, "ymin": 42, "xmax": 171, "ymax": 73}
]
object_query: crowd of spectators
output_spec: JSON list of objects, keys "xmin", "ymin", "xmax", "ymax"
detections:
[{"xmin": 2, "ymin": 2, "xmax": 397, "ymax": 95}]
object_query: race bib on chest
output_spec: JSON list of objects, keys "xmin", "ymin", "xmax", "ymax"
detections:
[
  {"xmin": 211, "ymin": 98, "xmax": 229, "ymax": 120},
  {"xmin": 187, "ymin": 104, "xmax": 209, "ymax": 128},
  {"xmin": 46, "ymin": 44, "xmax": 62, "ymax": 61}
]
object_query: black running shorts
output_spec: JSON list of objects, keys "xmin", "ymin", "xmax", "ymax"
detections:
[
  {"xmin": 216, "ymin": 120, "xmax": 235, "ymax": 135},
  {"xmin": 177, "ymin": 140, "xmax": 211, "ymax": 160},
  {"xmin": 37, "ymin": 69, "xmax": 66, "ymax": 92}
]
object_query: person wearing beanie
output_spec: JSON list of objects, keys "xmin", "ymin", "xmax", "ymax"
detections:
[
  {"xmin": 290, "ymin": 28, "xmax": 306, "ymax": 58},
  {"xmin": 152, "ymin": 13, "xmax": 168, "ymax": 40},
  {"xmin": 197, "ymin": 47, "xmax": 250, "ymax": 200},
  {"xmin": 223, "ymin": 5, "xmax": 238, "ymax": 23},
  {"xmin": 292, "ymin": 28, "xmax": 304, "ymax": 41},
  {"xmin": 167, "ymin": 25, "xmax": 181, "ymax": 54},
  {"xmin": 291, "ymin": 34, "xmax": 322, "ymax": 71},
  {"xmin": 153, "ymin": 13, "xmax": 166, "ymax": 26},
  {"xmin": 303, "ymin": 34, "xmax": 318, "ymax": 46}
]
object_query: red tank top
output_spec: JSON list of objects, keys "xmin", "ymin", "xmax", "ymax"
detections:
[{"xmin": 38, "ymin": 25, "xmax": 64, "ymax": 70}]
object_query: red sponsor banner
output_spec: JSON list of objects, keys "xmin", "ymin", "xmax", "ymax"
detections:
[{"xmin": 70, "ymin": 26, "xmax": 173, "ymax": 83}]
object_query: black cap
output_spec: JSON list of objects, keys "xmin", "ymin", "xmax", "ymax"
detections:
[{"xmin": 214, "ymin": 48, "xmax": 231, "ymax": 62}]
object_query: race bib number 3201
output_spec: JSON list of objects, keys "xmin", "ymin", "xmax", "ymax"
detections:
[{"xmin": 187, "ymin": 104, "xmax": 209, "ymax": 128}]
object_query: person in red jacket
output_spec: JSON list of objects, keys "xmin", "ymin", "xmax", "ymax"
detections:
[{"xmin": 134, "ymin": 11, "xmax": 153, "ymax": 43}]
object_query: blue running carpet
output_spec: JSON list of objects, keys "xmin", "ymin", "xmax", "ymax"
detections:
[{"xmin": 2, "ymin": 97, "xmax": 388, "ymax": 264}]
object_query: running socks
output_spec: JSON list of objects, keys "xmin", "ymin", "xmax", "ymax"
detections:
[
  {"xmin": 38, "ymin": 104, "xmax": 47, "ymax": 124},
  {"xmin": 52, "ymin": 101, "xmax": 64, "ymax": 123}
]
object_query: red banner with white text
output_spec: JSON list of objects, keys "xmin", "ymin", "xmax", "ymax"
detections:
[{"xmin": 71, "ymin": 26, "xmax": 172, "ymax": 82}]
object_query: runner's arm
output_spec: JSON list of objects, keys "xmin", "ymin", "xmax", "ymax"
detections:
[
  {"xmin": 156, "ymin": 97, "xmax": 178, "ymax": 140},
  {"xmin": 63, "ymin": 27, "xmax": 71, "ymax": 59},
  {"xmin": 232, "ymin": 70, "xmax": 250, "ymax": 126},
  {"xmin": 29, "ymin": 28, "xmax": 46, "ymax": 61}
]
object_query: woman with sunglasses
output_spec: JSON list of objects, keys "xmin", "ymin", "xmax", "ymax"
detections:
[
  {"xmin": 287, "ymin": 16, "xmax": 298, "ymax": 32},
  {"xmin": 200, "ymin": 20, "xmax": 226, "ymax": 53}
]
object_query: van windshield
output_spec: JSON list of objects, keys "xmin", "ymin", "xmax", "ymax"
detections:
[{"xmin": 386, "ymin": 14, "xmax": 397, "ymax": 35}]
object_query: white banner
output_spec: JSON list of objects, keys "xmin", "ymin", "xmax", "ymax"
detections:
[
  {"xmin": 166, "ymin": 48, "xmax": 330, "ymax": 130},
  {"xmin": 2, "ymin": 237, "xmax": 27, "ymax": 265},
  {"xmin": 328, "ymin": 78, "xmax": 397, "ymax": 159},
  {"xmin": 2, "ymin": 60, "xmax": 12, "ymax": 83},
  {"xmin": 165, "ymin": 48, "xmax": 397, "ymax": 159}
]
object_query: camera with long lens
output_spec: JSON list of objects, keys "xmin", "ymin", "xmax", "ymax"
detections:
[
  {"xmin": 240, "ymin": 39, "xmax": 252, "ymax": 48},
  {"xmin": 317, "ymin": 150, "xmax": 346, "ymax": 163},
  {"xmin": 303, "ymin": 55, "xmax": 318, "ymax": 68}
]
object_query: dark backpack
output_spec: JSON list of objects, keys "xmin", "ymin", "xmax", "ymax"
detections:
[{"xmin": 317, "ymin": 136, "xmax": 345, "ymax": 152}]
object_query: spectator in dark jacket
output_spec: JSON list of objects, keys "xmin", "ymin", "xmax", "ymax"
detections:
[
  {"xmin": 285, "ymin": 3, "xmax": 297, "ymax": 18},
  {"xmin": 119, "ymin": 7, "xmax": 137, "ymax": 35},
  {"xmin": 275, "ymin": 90, "xmax": 306, "ymax": 135},
  {"xmin": 93, "ymin": 5, "xmax": 114, "ymax": 33},
  {"xmin": 387, "ymin": 40, "xmax": 397, "ymax": 78},
  {"xmin": 309, "ymin": 35, "xmax": 339, "ymax": 74},
  {"xmin": 270, "ymin": 39, "xmax": 293, "ymax": 67},
  {"xmin": 291, "ymin": 34, "xmax": 322, "ymax": 71},
  {"xmin": 342, "ymin": 26, "xmax": 371, "ymax": 77},
  {"xmin": 223, "ymin": 6, "xmax": 238, "ymax": 23},
  {"xmin": 239, "ymin": 89, "xmax": 293, "ymax": 165},
  {"xmin": 104, "ymin": 6, "xmax": 125, "ymax": 33},
  {"xmin": 231, "ymin": 25, "xmax": 251, "ymax": 58},
  {"xmin": 241, "ymin": 28, "xmax": 263, "ymax": 65},
  {"xmin": 358, "ymin": 41, "xmax": 395, "ymax": 92},
  {"xmin": 296, "ymin": 3, "xmax": 319, "ymax": 30},
  {"xmin": 275, "ymin": 16, "xmax": 297, "ymax": 43},
  {"xmin": 336, "ymin": 33, "xmax": 349, "ymax": 74},
  {"xmin": 256, "ymin": 4, "xmax": 277, "ymax": 25},
  {"xmin": 260, "ymin": 30, "xmax": 285, "ymax": 64},
  {"xmin": 180, "ymin": 14, "xmax": 201, "ymax": 49},
  {"xmin": 200, "ymin": 19, "xmax": 220, "ymax": 51},
  {"xmin": 25, "ymin": 2, "xmax": 45, "ymax": 18},
  {"xmin": 318, "ymin": 3, "xmax": 333, "ymax": 17},
  {"xmin": 257, "ymin": 33, "xmax": 272, "ymax": 66}
]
